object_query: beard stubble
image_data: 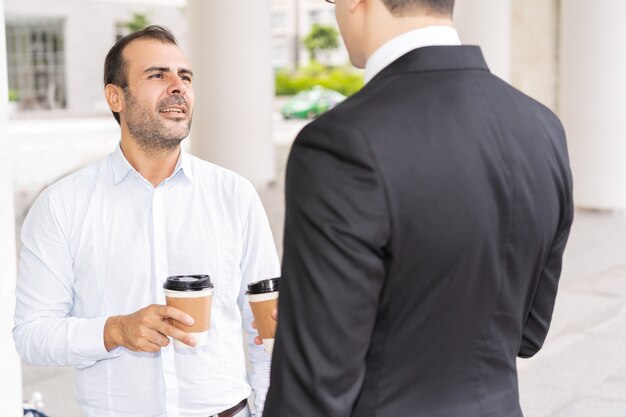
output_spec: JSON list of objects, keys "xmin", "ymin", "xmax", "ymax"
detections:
[{"xmin": 123, "ymin": 89, "xmax": 192, "ymax": 155}]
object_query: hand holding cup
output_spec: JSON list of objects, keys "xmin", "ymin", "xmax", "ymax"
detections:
[
  {"xmin": 253, "ymin": 308, "xmax": 278, "ymax": 346},
  {"xmin": 104, "ymin": 304, "xmax": 196, "ymax": 352},
  {"xmin": 163, "ymin": 274, "xmax": 214, "ymax": 348},
  {"xmin": 247, "ymin": 278, "xmax": 280, "ymax": 354}
]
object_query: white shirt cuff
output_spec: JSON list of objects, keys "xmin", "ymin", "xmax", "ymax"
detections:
[{"xmin": 68, "ymin": 316, "xmax": 122, "ymax": 369}]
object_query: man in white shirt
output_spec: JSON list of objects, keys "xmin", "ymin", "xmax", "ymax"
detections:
[{"xmin": 14, "ymin": 25, "xmax": 280, "ymax": 417}]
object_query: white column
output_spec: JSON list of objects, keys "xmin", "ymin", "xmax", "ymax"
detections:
[
  {"xmin": 0, "ymin": 0, "xmax": 24, "ymax": 415},
  {"xmin": 510, "ymin": 0, "xmax": 559, "ymax": 111},
  {"xmin": 187, "ymin": 0, "xmax": 275, "ymax": 187},
  {"xmin": 560, "ymin": 0, "xmax": 626, "ymax": 211},
  {"xmin": 453, "ymin": 0, "xmax": 512, "ymax": 82}
]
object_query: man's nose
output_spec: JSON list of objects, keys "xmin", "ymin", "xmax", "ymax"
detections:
[{"xmin": 168, "ymin": 77, "xmax": 187, "ymax": 95}]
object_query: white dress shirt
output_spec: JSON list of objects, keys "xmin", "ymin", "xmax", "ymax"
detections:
[
  {"xmin": 364, "ymin": 25, "xmax": 461, "ymax": 84},
  {"xmin": 14, "ymin": 146, "xmax": 281, "ymax": 417}
]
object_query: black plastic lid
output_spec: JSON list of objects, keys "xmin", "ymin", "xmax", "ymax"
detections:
[
  {"xmin": 246, "ymin": 277, "xmax": 280, "ymax": 295},
  {"xmin": 163, "ymin": 274, "xmax": 213, "ymax": 291}
]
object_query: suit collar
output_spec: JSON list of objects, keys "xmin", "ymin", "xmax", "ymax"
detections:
[
  {"xmin": 364, "ymin": 26, "xmax": 461, "ymax": 84},
  {"xmin": 370, "ymin": 45, "xmax": 490, "ymax": 84}
]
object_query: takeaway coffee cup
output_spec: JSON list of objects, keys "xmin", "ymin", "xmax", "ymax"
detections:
[
  {"xmin": 247, "ymin": 277, "xmax": 280, "ymax": 354},
  {"xmin": 163, "ymin": 274, "xmax": 213, "ymax": 348}
]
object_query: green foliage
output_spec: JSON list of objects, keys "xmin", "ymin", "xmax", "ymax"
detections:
[
  {"xmin": 124, "ymin": 13, "xmax": 151, "ymax": 33},
  {"xmin": 319, "ymin": 68, "xmax": 364, "ymax": 97},
  {"xmin": 8, "ymin": 89, "xmax": 19, "ymax": 102},
  {"xmin": 275, "ymin": 71, "xmax": 313, "ymax": 96},
  {"xmin": 300, "ymin": 60, "xmax": 327, "ymax": 78},
  {"xmin": 303, "ymin": 24, "xmax": 339, "ymax": 62},
  {"xmin": 275, "ymin": 63, "xmax": 364, "ymax": 97},
  {"xmin": 285, "ymin": 25, "xmax": 360, "ymax": 96}
]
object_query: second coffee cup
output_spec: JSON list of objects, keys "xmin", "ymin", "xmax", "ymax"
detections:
[
  {"xmin": 163, "ymin": 274, "xmax": 213, "ymax": 348},
  {"xmin": 247, "ymin": 277, "xmax": 280, "ymax": 354}
]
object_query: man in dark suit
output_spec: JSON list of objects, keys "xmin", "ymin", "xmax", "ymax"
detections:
[{"xmin": 263, "ymin": 0, "xmax": 573, "ymax": 416}]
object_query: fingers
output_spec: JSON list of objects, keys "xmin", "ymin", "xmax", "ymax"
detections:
[
  {"xmin": 126, "ymin": 327, "xmax": 169, "ymax": 353},
  {"xmin": 251, "ymin": 320, "xmax": 261, "ymax": 344},
  {"xmin": 156, "ymin": 321, "xmax": 197, "ymax": 347},
  {"xmin": 157, "ymin": 305, "xmax": 194, "ymax": 327},
  {"xmin": 116, "ymin": 304, "xmax": 197, "ymax": 352},
  {"xmin": 251, "ymin": 308, "xmax": 278, "ymax": 345},
  {"xmin": 144, "ymin": 329, "xmax": 170, "ymax": 350}
]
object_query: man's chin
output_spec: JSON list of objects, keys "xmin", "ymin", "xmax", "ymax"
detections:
[
  {"xmin": 164, "ymin": 134, "xmax": 189, "ymax": 145},
  {"xmin": 172, "ymin": 128, "xmax": 191, "ymax": 141},
  {"xmin": 137, "ymin": 137, "xmax": 186, "ymax": 155},
  {"xmin": 163, "ymin": 123, "xmax": 191, "ymax": 140}
]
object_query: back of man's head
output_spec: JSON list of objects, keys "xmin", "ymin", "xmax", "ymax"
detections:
[
  {"xmin": 103, "ymin": 25, "xmax": 178, "ymax": 124},
  {"xmin": 381, "ymin": 0, "xmax": 455, "ymax": 17}
]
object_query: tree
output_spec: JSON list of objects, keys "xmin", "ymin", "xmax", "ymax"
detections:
[
  {"xmin": 124, "ymin": 13, "xmax": 151, "ymax": 33},
  {"xmin": 303, "ymin": 24, "xmax": 339, "ymax": 63}
]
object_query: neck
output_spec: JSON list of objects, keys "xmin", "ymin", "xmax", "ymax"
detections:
[
  {"xmin": 363, "ymin": 6, "xmax": 454, "ymax": 63},
  {"xmin": 120, "ymin": 135, "xmax": 181, "ymax": 187}
]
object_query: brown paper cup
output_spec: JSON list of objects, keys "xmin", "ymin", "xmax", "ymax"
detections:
[
  {"xmin": 164, "ymin": 288, "xmax": 212, "ymax": 347},
  {"xmin": 249, "ymin": 291, "xmax": 278, "ymax": 354}
]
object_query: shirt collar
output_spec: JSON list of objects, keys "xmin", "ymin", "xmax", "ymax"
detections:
[
  {"xmin": 177, "ymin": 148, "xmax": 194, "ymax": 182},
  {"xmin": 111, "ymin": 145, "xmax": 194, "ymax": 185},
  {"xmin": 364, "ymin": 26, "xmax": 461, "ymax": 84},
  {"xmin": 111, "ymin": 145, "xmax": 133, "ymax": 185}
]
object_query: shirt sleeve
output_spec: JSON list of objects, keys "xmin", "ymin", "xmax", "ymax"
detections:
[
  {"xmin": 236, "ymin": 181, "xmax": 281, "ymax": 416},
  {"xmin": 13, "ymin": 188, "xmax": 121, "ymax": 370}
]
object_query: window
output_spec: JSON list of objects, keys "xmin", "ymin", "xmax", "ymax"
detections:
[
  {"xmin": 271, "ymin": 12, "xmax": 287, "ymax": 32},
  {"xmin": 308, "ymin": 9, "xmax": 322, "ymax": 25},
  {"xmin": 6, "ymin": 18, "xmax": 66, "ymax": 110},
  {"xmin": 272, "ymin": 40, "xmax": 289, "ymax": 69}
]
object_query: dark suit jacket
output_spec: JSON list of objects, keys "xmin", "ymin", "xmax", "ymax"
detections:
[{"xmin": 263, "ymin": 46, "xmax": 573, "ymax": 417}]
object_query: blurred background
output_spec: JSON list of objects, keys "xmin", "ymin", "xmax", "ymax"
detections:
[{"xmin": 1, "ymin": 0, "xmax": 625, "ymax": 416}]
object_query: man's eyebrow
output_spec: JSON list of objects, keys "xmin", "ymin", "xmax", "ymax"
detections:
[
  {"xmin": 143, "ymin": 66, "xmax": 170, "ymax": 74},
  {"xmin": 179, "ymin": 68, "xmax": 194, "ymax": 77},
  {"xmin": 143, "ymin": 66, "xmax": 193, "ymax": 77}
]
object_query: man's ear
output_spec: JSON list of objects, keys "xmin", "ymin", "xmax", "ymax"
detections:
[{"xmin": 104, "ymin": 84, "xmax": 124, "ymax": 114}]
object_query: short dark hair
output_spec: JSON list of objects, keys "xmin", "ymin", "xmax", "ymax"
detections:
[
  {"xmin": 104, "ymin": 25, "xmax": 178, "ymax": 124},
  {"xmin": 381, "ymin": 0, "xmax": 455, "ymax": 17}
]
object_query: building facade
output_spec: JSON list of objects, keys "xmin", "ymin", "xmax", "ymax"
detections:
[
  {"xmin": 4, "ymin": 0, "xmax": 351, "ymax": 114},
  {"xmin": 271, "ymin": 0, "xmax": 347, "ymax": 70},
  {"xmin": 5, "ymin": 0, "xmax": 186, "ymax": 114}
]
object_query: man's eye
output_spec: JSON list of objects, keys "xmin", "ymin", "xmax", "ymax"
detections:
[
  {"xmin": 181, "ymin": 75, "xmax": 192, "ymax": 82},
  {"xmin": 150, "ymin": 73, "xmax": 164, "ymax": 79}
]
